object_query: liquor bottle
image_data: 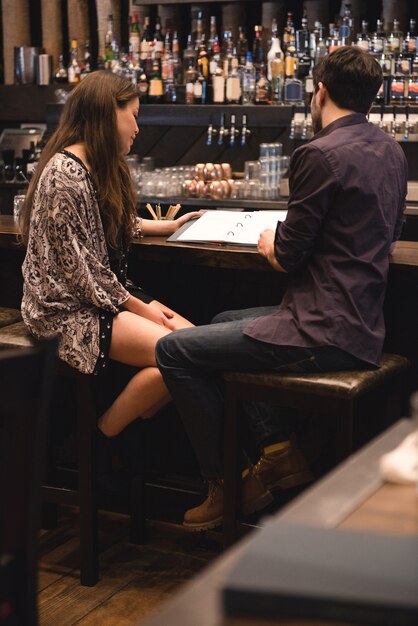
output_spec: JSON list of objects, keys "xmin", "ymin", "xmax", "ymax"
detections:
[
  {"xmin": 194, "ymin": 58, "xmax": 207, "ymax": 104},
  {"xmin": 241, "ymin": 51, "xmax": 256, "ymax": 105},
  {"xmin": 339, "ymin": 3, "xmax": 353, "ymax": 45},
  {"xmin": 68, "ymin": 39, "xmax": 81, "ymax": 84},
  {"xmin": 371, "ymin": 19, "xmax": 386, "ymax": 56},
  {"xmin": 356, "ymin": 21, "xmax": 370, "ymax": 51},
  {"xmin": 236, "ymin": 26, "xmax": 248, "ymax": 67},
  {"xmin": 137, "ymin": 69, "xmax": 149, "ymax": 103},
  {"xmin": 80, "ymin": 40, "xmax": 92, "ymax": 79},
  {"xmin": 184, "ymin": 58, "xmax": 198, "ymax": 104},
  {"xmin": 255, "ymin": 64, "xmax": 271, "ymax": 105},
  {"xmin": 148, "ymin": 53, "xmax": 163, "ymax": 103},
  {"xmin": 271, "ymin": 52, "xmax": 284, "ymax": 104},
  {"xmin": 314, "ymin": 24, "xmax": 327, "ymax": 64},
  {"xmin": 390, "ymin": 53, "xmax": 409, "ymax": 104},
  {"xmin": 296, "ymin": 24, "xmax": 311, "ymax": 82},
  {"xmin": 267, "ymin": 19, "xmax": 284, "ymax": 82},
  {"xmin": 252, "ymin": 25, "xmax": 265, "ymax": 73},
  {"xmin": 129, "ymin": 12, "xmax": 140, "ymax": 57},
  {"xmin": 327, "ymin": 25, "xmax": 340, "ymax": 54},
  {"xmin": 208, "ymin": 15, "xmax": 219, "ymax": 57},
  {"xmin": 194, "ymin": 10, "xmax": 204, "ymax": 50},
  {"xmin": 304, "ymin": 60, "xmax": 314, "ymax": 106},
  {"xmin": 408, "ymin": 51, "xmax": 418, "ymax": 102},
  {"xmin": 387, "ymin": 19, "xmax": 403, "ymax": 56},
  {"xmin": 211, "ymin": 54, "xmax": 225, "ymax": 103},
  {"xmin": 153, "ymin": 16, "xmax": 164, "ymax": 59},
  {"xmin": 183, "ymin": 34, "xmax": 197, "ymax": 73},
  {"xmin": 172, "ymin": 31, "xmax": 183, "ymax": 85},
  {"xmin": 403, "ymin": 19, "xmax": 417, "ymax": 57},
  {"xmin": 209, "ymin": 40, "xmax": 222, "ymax": 77},
  {"xmin": 53, "ymin": 54, "xmax": 68, "ymax": 83},
  {"xmin": 283, "ymin": 12, "xmax": 296, "ymax": 53},
  {"xmin": 197, "ymin": 34, "xmax": 209, "ymax": 79},
  {"xmin": 140, "ymin": 16, "xmax": 152, "ymax": 61},
  {"xmin": 284, "ymin": 40, "xmax": 297, "ymax": 80},
  {"xmin": 161, "ymin": 31, "xmax": 172, "ymax": 82},
  {"xmin": 296, "ymin": 11, "xmax": 311, "ymax": 61},
  {"xmin": 104, "ymin": 14, "xmax": 114, "ymax": 67},
  {"xmin": 225, "ymin": 48, "xmax": 241, "ymax": 104},
  {"xmin": 375, "ymin": 51, "xmax": 391, "ymax": 104}
]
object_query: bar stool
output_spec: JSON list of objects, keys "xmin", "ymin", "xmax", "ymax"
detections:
[
  {"xmin": 0, "ymin": 321, "xmax": 146, "ymax": 586},
  {"xmin": 222, "ymin": 352, "xmax": 411, "ymax": 546},
  {"xmin": 0, "ymin": 306, "xmax": 22, "ymax": 328}
]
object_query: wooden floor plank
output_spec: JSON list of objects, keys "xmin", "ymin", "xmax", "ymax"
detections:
[{"xmin": 38, "ymin": 507, "xmax": 221, "ymax": 625}]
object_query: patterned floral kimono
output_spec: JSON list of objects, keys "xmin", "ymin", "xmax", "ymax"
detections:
[{"xmin": 22, "ymin": 151, "xmax": 142, "ymax": 374}]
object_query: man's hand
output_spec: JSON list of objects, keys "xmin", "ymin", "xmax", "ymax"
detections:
[{"xmin": 257, "ymin": 229, "xmax": 285, "ymax": 272}]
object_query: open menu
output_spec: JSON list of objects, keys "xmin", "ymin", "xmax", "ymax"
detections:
[{"xmin": 167, "ymin": 209, "xmax": 288, "ymax": 246}]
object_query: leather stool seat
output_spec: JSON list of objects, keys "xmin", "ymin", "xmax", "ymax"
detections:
[
  {"xmin": 0, "ymin": 307, "xmax": 23, "ymax": 329},
  {"xmin": 222, "ymin": 352, "xmax": 411, "ymax": 545},
  {"xmin": 0, "ymin": 320, "xmax": 36, "ymax": 348}
]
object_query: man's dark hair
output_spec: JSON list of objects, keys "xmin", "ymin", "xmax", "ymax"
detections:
[{"xmin": 312, "ymin": 46, "xmax": 383, "ymax": 114}]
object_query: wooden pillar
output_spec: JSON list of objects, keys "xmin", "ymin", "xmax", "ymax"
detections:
[
  {"xmin": 96, "ymin": 0, "xmax": 120, "ymax": 60},
  {"xmin": 158, "ymin": 4, "xmax": 183, "ymax": 40},
  {"xmin": 381, "ymin": 0, "xmax": 408, "ymax": 33},
  {"xmin": 338, "ymin": 0, "xmax": 362, "ymax": 37},
  {"xmin": 222, "ymin": 2, "xmax": 246, "ymax": 39},
  {"xmin": 262, "ymin": 1, "xmax": 286, "ymax": 40},
  {"xmin": 2, "ymin": 0, "xmax": 31, "ymax": 84},
  {"xmin": 67, "ymin": 0, "xmax": 90, "ymax": 49},
  {"xmin": 41, "ymin": 0, "xmax": 62, "ymax": 71},
  {"xmin": 303, "ymin": 0, "xmax": 329, "ymax": 29}
]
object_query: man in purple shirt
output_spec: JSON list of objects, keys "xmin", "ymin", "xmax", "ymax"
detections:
[{"xmin": 156, "ymin": 47, "xmax": 408, "ymax": 531}]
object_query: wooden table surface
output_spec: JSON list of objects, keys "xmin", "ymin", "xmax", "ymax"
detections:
[
  {"xmin": 139, "ymin": 419, "xmax": 418, "ymax": 626},
  {"xmin": 1, "ymin": 215, "xmax": 417, "ymax": 271}
]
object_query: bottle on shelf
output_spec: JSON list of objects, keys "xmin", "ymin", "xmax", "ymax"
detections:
[
  {"xmin": 267, "ymin": 19, "xmax": 284, "ymax": 82},
  {"xmin": 252, "ymin": 25, "xmax": 265, "ymax": 74},
  {"xmin": 314, "ymin": 23, "xmax": 328, "ymax": 64},
  {"xmin": 148, "ymin": 50, "xmax": 164, "ymax": 103},
  {"xmin": 225, "ymin": 48, "xmax": 241, "ymax": 104},
  {"xmin": 241, "ymin": 50, "xmax": 256, "ymax": 105},
  {"xmin": 140, "ymin": 16, "xmax": 152, "ymax": 61},
  {"xmin": 387, "ymin": 19, "xmax": 403, "ymax": 56},
  {"xmin": 129, "ymin": 12, "xmax": 140, "ymax": 57},
  {"xmin": 403, "ymin": 19, "xmax": 417, "ymax": 57},
  {"xmin": 356, "ymin": 21, "xmax": 370, "ymax": 51},
  {"xmin": 283, "ymin": 11, "xmax": 296, "ymax": 53},
  {"xmin": 184, "ymin": 57, "xmax": 198, "ymax": 104},
  {"xmin": 172, "ymin": 31, "xmax": 183, "ymax": 86},
  {"xmin": 304, "ymin": 60, "xmax": 315, "ymax": 106},
  {"xmin": 390, "ymin": 53, "xmax": 409, "ymax": 105},
  {"xmin": 371, "ymin": 19, "xmax": 386, "ymax": 56},
  {"xmin": 53, "ymin": 54, "xmax": 68, "ymax": 83},
  {"xmin": 80, "ymin": 40, "xmax": 92, "ymax": 79},
  {"xmin": 375, "ymin": 51, "xmax": 391, "ymax": 105},
  {"xmin": 271, "ymin": 51, "xmax": 285, "ymax": 104},
  {"xmin": 236, "ymin": 26, "xmax": 248, "ymax": 66},
  {"xmin": 194, "ymin": 10, "xmax": 204, "ymax": 51},
  {"xmin": 104, "ymin": 14, "xmax": 114, "ymax": 68},
  {"xmin": 183, "ymin": 34, "xmax": 197, "ymax": 73},
  {"xmin": 153, "ymin": 16, "xmax": 164, "ymax": 59},
  {"xmin": 208, "ymin": 15, "xmax": 219, "ymax": 58},
  {"xmin": 68, "ymin": 39, "xmax": 81, "ymax": 84},
  {"xmin": 211, "ymin": 47, "xmax": 225, "ymax": 103},
  {"xmin": 339, "ymin": 3, "xmax": 353, "ymax": 45},
  {"xmin": 408, "ymin": 49, "xmax": 418, "ymax": 102},
  {"xmin": 254, "ymin": 64, "xmax": 271, "ymax": 105},
  {"xmin": 194, "ymin": 56, "xmax": 207, "ymax": 105}
]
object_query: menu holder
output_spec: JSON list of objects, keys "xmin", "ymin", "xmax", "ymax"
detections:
[
  {"xmin": 222, "ymin": 520, "xmax": 418, "ymax": 625},
  {"xmin": 167, "ymin": 209, "xmax": 288, "ymax": 246}
]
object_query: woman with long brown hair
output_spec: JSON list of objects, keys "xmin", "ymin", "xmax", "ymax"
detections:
[{"xmin": 20, "ymin": 71, "xmax": 200, "ymax": 485}]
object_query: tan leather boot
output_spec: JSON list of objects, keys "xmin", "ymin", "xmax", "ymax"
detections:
[
  {"xmin": 183, "ymin": 473, "xmax": 273, "ymax": 531},
  {"xmin": 183, "ymin": 479, "xmax": 224, "ymax": 531},
  {"xmin": 252, "ymin": 439, "xmax": 314, "ymax": 492}
]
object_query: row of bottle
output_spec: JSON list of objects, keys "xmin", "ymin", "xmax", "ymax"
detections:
[{"xmin": 53, "ymin": 10, "xmax": 418, "ymax": 106}]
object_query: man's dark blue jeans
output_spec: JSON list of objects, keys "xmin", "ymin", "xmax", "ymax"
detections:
[{"xmin": 156, "ymin": 306, "xmax": 369, "ymax": 479}]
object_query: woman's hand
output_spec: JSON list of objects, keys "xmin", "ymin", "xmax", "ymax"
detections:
[
  {"xmin": 141, "ymin": 301, "xmax": 176, "ymax": 330},
  {"xmin": 141, "ymin": 211, "xmax": 204, "ymax": 236},
  {"xmin": 121, "ymin": 295, "xmax": 176, "ymax": 329},
  {"xmin": 167, "ymin": 210, "xmax": 204, "ymax": 234}
]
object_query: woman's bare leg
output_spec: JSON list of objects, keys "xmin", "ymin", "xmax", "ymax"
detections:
[{"xmin": 98, "ymin": 302, "xmax": 193, "ymax": 437}]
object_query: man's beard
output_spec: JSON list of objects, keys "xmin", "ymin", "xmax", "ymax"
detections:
[{"xmin": 311, "ymin": 109, "xmax": 323, "ymax": 134}]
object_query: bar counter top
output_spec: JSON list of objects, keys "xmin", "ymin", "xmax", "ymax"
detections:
[{"xmin": 0, "ymin": 215, "xmax": 417, "ymax": 271}]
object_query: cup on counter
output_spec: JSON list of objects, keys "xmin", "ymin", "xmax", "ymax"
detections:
[{"xmin": 13, "ymin": 194, "xmax": 26, "ymax": 220}]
